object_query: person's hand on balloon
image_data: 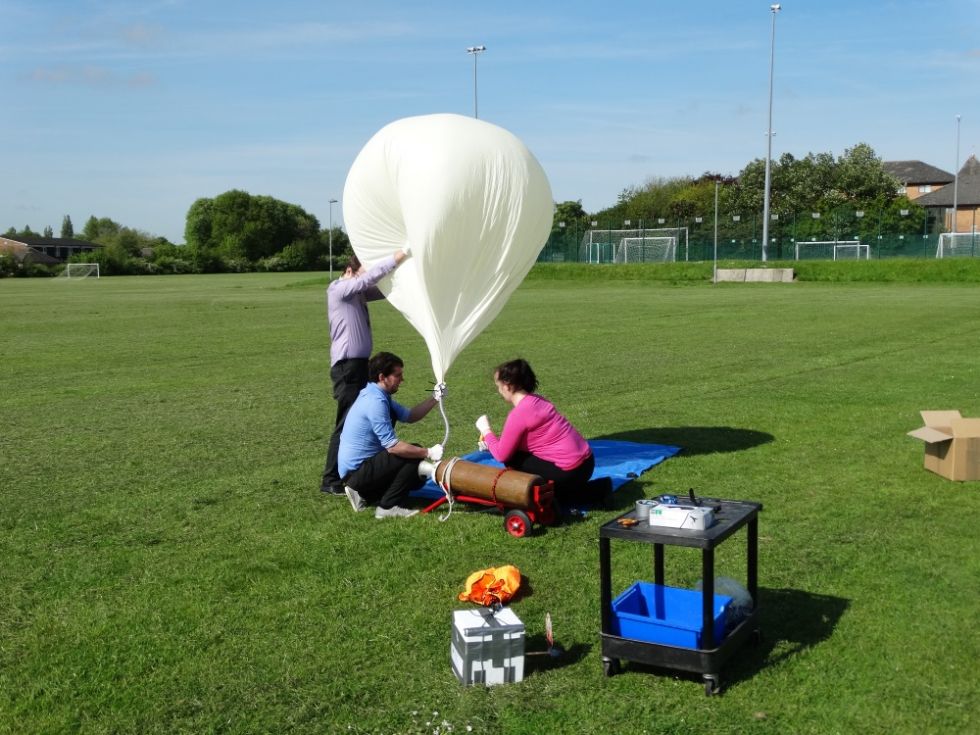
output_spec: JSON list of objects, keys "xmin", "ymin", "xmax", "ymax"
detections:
[
  {"xmin": 432, "ymin": 382, "xmax": 447, "ymax": 401},
  {"xmin": 475, "ymin": 415, "xmax": 491, "ymax": 436}
]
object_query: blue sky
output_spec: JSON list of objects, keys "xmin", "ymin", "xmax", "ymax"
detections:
[{"xmin": 2, "ymin": 0, "xmax": 978, "ymax": 243}]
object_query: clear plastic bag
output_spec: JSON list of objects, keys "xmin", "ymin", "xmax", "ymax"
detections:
[{"xmin": 696, "ymin": 576, "xmax": 754, "ymax": 630}]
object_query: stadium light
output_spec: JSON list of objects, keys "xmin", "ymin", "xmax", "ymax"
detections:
[
  {"xmin": 952, "ymin": 114, "xmax": 961, "ymax": 233},
  {"xmin": 328, "ymin": 198, "xmax": 338, "ymax": 280},
  {"xmin": 761, "ymin": 3, "xmax": 781, "ymax": 262},
  {"xmin": 467, "ymin": 45, "xmax": 487, "ymax": 118}
]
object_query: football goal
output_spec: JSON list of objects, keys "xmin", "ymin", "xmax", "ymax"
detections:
[
  {"xmin": 935, "ymin": 232, "xmax": 979, "ymax": 258},
  {"xmin": 794, "ymin": 240, "xmax": 868, "ymax": 261},
  {"xmin": 61, "ymin": 263, "xmax": 100, "ymax": 279},
  {"xmin": 581, "ymin": 227, "xmax": 689, "ymax": 263},
  {"xmin": 614, "ymin": 237, "xmax": 677, "ymax": 263}
]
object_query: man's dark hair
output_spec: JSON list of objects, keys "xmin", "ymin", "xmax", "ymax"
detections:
[
  {"xmin": 345, "ymin": 253, "xmax": 362, "ymax": 272},
  {"xmin": 494, "ymin": 358, "xmax": 538, "ymax": 394},
  {"xmin": 369, "ymin": 351, "xmax": 403, "ymax": 382}
]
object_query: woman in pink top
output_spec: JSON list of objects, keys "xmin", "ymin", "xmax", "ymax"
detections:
[{"xmin": 476, "ymin": 358, "xmax": 612, "ymax": 509}]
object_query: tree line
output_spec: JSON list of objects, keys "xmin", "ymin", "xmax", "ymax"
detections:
[{"xmin": 3, "ymin": 141, "xmax": 919, "ymax": 277}]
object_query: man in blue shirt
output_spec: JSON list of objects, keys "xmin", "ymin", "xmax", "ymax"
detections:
[{"xmin": 339, "ymin": 351, "xmax": 444, "ymax": 519}]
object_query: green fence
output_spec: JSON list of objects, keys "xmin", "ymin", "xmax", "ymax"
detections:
[{"xmin": 539, "ymin": 210, "xmax": 980, "ymax": 263}]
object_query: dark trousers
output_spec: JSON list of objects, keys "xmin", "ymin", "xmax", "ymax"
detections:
[
  {"xmin": 343, "ymin": 449, "xmax": 425, "ymax": 509},
  {"xmin": 320, "ymin": 358, "xmax": 369, "ymax": 491},
  {"xmin": 508, "ymin": 452, "xmax": 603, "ymax": 506}
]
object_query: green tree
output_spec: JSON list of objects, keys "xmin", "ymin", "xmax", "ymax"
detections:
[
  {"xmin": 43, "ymin": 226, "xmax": 54, "ymax": 238},
  {"xmin": 61, "ymin": 215, "xmax": 74, "ymax": 239},
  {"xmin": 183, "ymin": 190, "xmax": 321, "ymax": 267}
]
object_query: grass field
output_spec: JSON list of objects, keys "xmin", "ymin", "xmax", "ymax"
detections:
[{"xmin": 2, "ymin": 266, "xmax": 980, "ymax": 734}]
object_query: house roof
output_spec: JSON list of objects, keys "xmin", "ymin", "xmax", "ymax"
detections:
[
  {"xmin": 0, "ymin": 241, "xmax": 61, "ymax": 265},
  {"xmin": 882, "ymin": 160, "xmax": 954, "ymax": 185},
  {"xmin": 13, "ymin": 236, "xmax": 103, "ymax": 249},
  {"xmin": 916, "ymin": 155, "xmax": 980, "ymax": 207}
]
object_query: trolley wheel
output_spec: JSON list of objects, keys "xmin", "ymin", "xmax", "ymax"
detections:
[
  {"xmin": 504, "ymin": 510, "xmax": 532, "ymax": 538},
  {"xmin": 751, "ymin": 628, "xmax": 763, "ymax": 646},
  {"xmin": 703, "ymin": 674, "xmax": 721, "ymax": 696},
  {"xmin": 602, "ymin": 657, "xmax": 620, "ymax": 677}
]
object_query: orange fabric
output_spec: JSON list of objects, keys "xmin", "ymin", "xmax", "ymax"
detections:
[{"xmin": 457, "ymin": 565, "xmax": 522, "ymax": 606}]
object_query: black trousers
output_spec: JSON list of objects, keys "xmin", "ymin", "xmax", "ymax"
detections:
[
  {"xmin": 320, "ymin": 358, "xmax": 369, "ymax": 491},
  {"xmin": 508, "ymin": 452, "xmax": 602, "ymax": 506},
  {"xmin": 343, "ymin": 449, "xmax": 424, "ymax": 509}
]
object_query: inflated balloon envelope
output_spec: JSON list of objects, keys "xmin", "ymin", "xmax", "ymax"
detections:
[{"xmin": 343, "ymin": 113, "xmax": 554, "ymax": 383}]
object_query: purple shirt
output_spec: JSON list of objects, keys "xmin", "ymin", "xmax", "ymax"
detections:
[
  {"xmin": 327, "ymin": 255, "xmax": 398, "ymax": 365},
  {"xmin": 484, "ymin": 394, "xmax": 592, "ymax": 471}
]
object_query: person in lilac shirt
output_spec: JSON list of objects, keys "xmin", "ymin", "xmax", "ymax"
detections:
[
  {"xmin": 320, "ymin": 248, "xmax": 409, "ymax": 495},
  {"xmin": 475, "ymin": 358, "xmax": 612, "ymax": 510}
]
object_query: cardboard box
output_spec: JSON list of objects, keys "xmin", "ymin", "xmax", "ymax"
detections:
[
  {"xmin": 451, "ymin": 607, "xmax": 524, "ymax": 686},
  {"xmin": 908, "ymin": 410, "xmax": 980, "ymax": 481},
  {"xmin": 611, "ymin": 582, "xmax": 732, "ymax": 649}
]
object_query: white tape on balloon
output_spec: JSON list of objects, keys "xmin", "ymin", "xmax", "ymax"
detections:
[{"xmin": 343, "ymin": 113, "xmax": 554, "ymax": 383}]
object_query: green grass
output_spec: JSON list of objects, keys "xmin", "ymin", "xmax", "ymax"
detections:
[{"xmin": 2, "ymin": 269, "xmax": 980, "ymax": 734}]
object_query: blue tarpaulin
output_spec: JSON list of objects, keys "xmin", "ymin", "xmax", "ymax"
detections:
[{"xmin": 411, "ymin": 439, "xmax": 680, "ymax": 500}]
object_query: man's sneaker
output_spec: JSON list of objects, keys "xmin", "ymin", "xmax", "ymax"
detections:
[
  {"xmin": 321, "ymin": 484, "xmax": 346, "ymax": 496},
  {"xmin": 344, "ymin": 486, "xmax": 366, "ymax": 512},
  {"xmin": 374, "ymin": 505, "xmax": 418, "ymax": 519}
]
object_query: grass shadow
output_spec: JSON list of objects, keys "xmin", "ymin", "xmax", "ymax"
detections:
[
  {"xmin": 524, "ymin": 638, "xmax": 591, "ymax": 676},
  {"xmin": 618, "ymin": 587, "xmax": 848, "ymax": 693},
  {"xmin": 596, "ymin": 426, "xmax": 775, "ymax": 457}
]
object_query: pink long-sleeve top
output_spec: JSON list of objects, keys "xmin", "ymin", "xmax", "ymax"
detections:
[{"xmin": 484, "ymin": 394, "xmax": 591, "ymax": 471}]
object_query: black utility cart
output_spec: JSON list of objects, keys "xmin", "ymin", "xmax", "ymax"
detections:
[{"xmin": 599, "ymin": 498, "xmax": 762, "ymax": 695}]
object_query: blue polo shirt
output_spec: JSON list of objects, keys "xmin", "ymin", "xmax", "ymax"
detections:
[{"xmin": 338, "ymin": 382, "xmax": 412, "ymax": 478}]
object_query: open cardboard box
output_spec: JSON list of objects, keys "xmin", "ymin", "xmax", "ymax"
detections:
[{"xmin": 908, "ymin": 410, "xmax": 980, "ymax": 481}]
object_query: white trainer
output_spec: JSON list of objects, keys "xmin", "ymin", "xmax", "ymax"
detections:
[
  {"xmin": 374, "ymin": 506, "xmax": 418, "ymax": 519},
  {"xmin": 344, "ymin": 486, "xmax": 366, "ymax": 512}
]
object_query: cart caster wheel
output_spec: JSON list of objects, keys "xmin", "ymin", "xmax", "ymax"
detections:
[
  {"xmin": 751, "ymin": 628, "xmax": 762, "ymax": 646},
  {"xmin": 703, "ymin": 675, "xmax": 721, "ymax": 696},
  {"xmin": 504, "ymin": 510, "xmax": 531, "ymax": 538},
  {"xmin": 602, "ymin": 658, "xmax": 620, "ymax": 677}
]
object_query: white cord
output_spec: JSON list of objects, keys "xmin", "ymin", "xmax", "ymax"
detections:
[
  {"xmin": 437, "ymin": 456, "xmax": 460, "ymax": 522},
  {"xmin": 437, "ymin": 390, "xmax": 450, "ymax": 447}
]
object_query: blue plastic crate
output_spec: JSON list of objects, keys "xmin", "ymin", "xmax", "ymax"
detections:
[{"xmin": 611, "ymin": 582, "xmax": 732, "ymax": 649}]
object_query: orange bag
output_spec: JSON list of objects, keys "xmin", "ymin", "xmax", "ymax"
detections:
[{"xmin": 457, "ymin": 565, "xmax": 522, "ymax": 606}]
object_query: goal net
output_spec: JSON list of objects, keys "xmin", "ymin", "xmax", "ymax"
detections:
[
  {"xmin": 61, "ymin": 263, "xmax": 100, "ymax": 279},
  {"xmin": 581, "ymin": 228, "xmax": 688, "ymax": 263},
  {"xmin": 936, "ymin": 232, "xmax": 979, "ymax": 258},
  {"xmin": 614, "ymin": 237, "xmax": 677, "ymax": 263},
  {"xmin": 795, "ymin": 240, "xmax": 867, "ymax": 261}
]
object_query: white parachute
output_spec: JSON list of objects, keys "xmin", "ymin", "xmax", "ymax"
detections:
[{"xmin": 343, "ymin": 113, "xmax": 554, "ymax": 384}]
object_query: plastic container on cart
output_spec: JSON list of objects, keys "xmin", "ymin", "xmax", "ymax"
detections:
[{"xmin": 612, "ymin": 582, "xmax": 732, "ymax": 649}]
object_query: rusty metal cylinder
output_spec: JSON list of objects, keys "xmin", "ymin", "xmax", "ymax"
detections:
[{"xmin": 433, "ymin": 458, "xmax": 545, "ymax": 509}]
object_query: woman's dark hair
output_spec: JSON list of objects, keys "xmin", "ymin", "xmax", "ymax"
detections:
[
  {"xmin": 494, "ymin": 358, "xmax": 537, "ymax": 393},
  {"xmin": 345, "ymin": 253, "xmax": 362, "ymax": 272},
  {"xmin": 369, "ymin": 351, "xmax": 403, "ymax": 381}
]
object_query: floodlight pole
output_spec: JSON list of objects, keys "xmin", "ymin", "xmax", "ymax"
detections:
[
  {"xmin": 952, "ymin": 114, "xmax": 961, "ymax": 234},
  {"xmin": 713, "ymin": 180, "xmax": 720, "ymax": 284},
  {"xmin": 761, "ymin": 4, "xmax": 781, "ymax": 263},
  {"xmin": 466, "ymin": 45, "xmax": 486, "ymax": 118},
  {"xmin": 328, "ymin": 198, "xmax": 338, "ymax": 280}
]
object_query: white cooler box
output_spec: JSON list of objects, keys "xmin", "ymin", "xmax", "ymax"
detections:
[{"xmin": 451, "ymin": 607, "xmax": 525, "ymax": 686}]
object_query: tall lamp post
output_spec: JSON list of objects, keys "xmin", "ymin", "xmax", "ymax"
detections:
[
  {"xmin": 466, "ymin": 45, "xmax": 486, "ymax": 118},
  {"xmin": 761, "ymin": 3, "xmax": 781, "ymax": 263},
  {"xmin": 952, "ymin": 114, "xmax": 961, "ymax": 234},
  {"xmin": 328, "ymin": 198, "xmax": 338, "ymax": 280}
]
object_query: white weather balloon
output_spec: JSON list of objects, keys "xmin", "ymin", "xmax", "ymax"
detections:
[{"xmin": 343, "ymin": 113, "xmax": 554, "ymax": 383}]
